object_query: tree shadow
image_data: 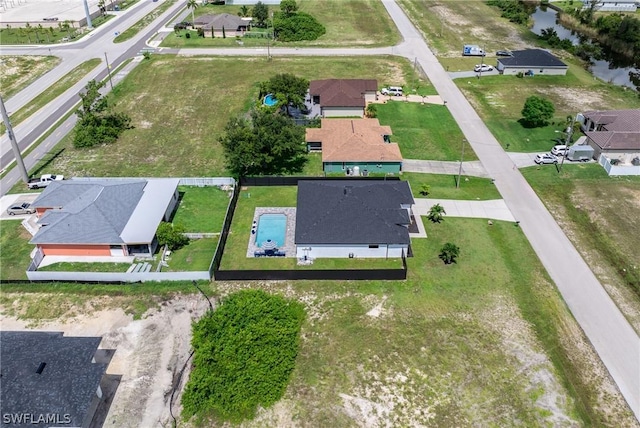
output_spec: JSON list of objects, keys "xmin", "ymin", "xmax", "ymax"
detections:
[{"xmin": 31, "ymin": 147, "xmax": 66, "ymax": 178}]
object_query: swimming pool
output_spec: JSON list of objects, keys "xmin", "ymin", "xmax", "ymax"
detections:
[
  {"xmin": 263, "ymin": 93, "xmax": 278, "ymax": 107},
  {"xmin": 255, "ymin": 214, "xmax": 286, "ymax": 248}
]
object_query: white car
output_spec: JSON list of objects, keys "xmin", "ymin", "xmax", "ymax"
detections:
[
  {"xmin": 551, "ymin": 144, "xmax": 569, "ymax": 156},
  {"xmin": 534, "ymin": 153, "xmax": 558, "ymax": 164},
  {"xmin": 381, "ymin": 86, "xmax": 403, "ymax": 96},
  {"xmin": 474, "ymin": 64, "xmax": 494, "ymax": 72}
]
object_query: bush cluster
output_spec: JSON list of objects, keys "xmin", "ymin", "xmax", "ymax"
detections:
[
  {"xmin": 273, "ymin": 11, "xmax": 325, "ymax": 42},
  {"xmin": 486, "ymin": 0, "xmax": 536, "ymax": 25},
  {"xmin": 182, "ymin": 290, "xmax": 305, "ymax": 422}
]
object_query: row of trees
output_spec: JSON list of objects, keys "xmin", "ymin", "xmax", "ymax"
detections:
[{"xmin": 3, "ymin": 21, "xmax": 76, "ymax": 43}]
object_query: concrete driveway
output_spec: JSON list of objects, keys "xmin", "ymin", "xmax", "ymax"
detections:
[
  {"xmin": 413, "ymin": 198, "xmax": 516, "ymax": 222},
  {"xmin": 0, "ymin": 193, "xmax": 39, "ymax": 220},
  {"xmin": 403, "ymin": 159, "xmax": 490, "ymax": 178}
]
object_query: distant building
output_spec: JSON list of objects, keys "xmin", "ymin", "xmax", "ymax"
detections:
[
  {"xmin": 0, "ymin": 331, "xmax": 114, "ymax": 428},
  {"xmin": 496, "ymin": 49, "xmax": 568, "ymax": 76},
  {"xmin": 309, "ymin": 79, "xmax": 378, "ymax": 117},
  {"xmin": 295, "ymin": 180, "xmax": 414, "ymax": 259},
  {"xmin": 583, "ymin": 0, "xmax": 637, "ymax": 12}
]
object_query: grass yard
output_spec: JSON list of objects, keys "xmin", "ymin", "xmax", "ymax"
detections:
[
  {"xmin": 0, "ymin": 15, "xmax": 114, "ymax": 45},
  {"xmin": 377, "ymin": 102, "xmax": 475, "ymax": 161},
  {"xmin": 0, "ymin": 56, "xmax": 60, "ymax": 99},
  {"xmin": 114, "ymin": 0, "xmax": 176, "ymax": 43},
  {"xmin": 0, "ymin": 58, "xmax": 101, "ymax": 135},
  {"xmin": 165, "ymin": 237, "xmax": 216, "ymax": 272},
  {"xmin": 172, "ymin": 186, "xmax": 231, "ymax": 233},
  {"xmin": 455, "ymin": 66, "xmax": 640, "ymax": 152},
  {"xmin": 212, "ymin": 218, "xmax": 635, "ymax": 426},
  {"xmin": 0, "ymin": 221, "xmax": 33, "ymax": 281},
  {"xmin": 163, "ymin": 0, "xmax": 399, "ymax": 48},
  {"xmin": 402, "ymin": 172, "xmax": 501, "ymax": 200},
  {"xmin": 37, "ymin": 262, "xmax": 132, "ymax": 272},
  {"xmin": 35, "ymin": 55, "xmax": 429, "ymax": 178},
  {"xmin": 522, "ymin": 164, "xmax": 640, "ymax": 331}
]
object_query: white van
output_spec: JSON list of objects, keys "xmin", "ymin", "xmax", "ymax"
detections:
[
  {"xmin": 381, "ymin": 86, "xmax": 403, "ymax": 96},
  {"xmin": 551, "ymin": 144, "xmax": 569, "ymax": 156}
]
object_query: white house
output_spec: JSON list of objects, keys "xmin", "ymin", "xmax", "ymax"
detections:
[
  {"xmin": 295, "ymin": 180, "xmax": 414, "ymax": 259},
  {"xmin": 585, "ymin": 0, "xmax": 637, "ymax": 12}
]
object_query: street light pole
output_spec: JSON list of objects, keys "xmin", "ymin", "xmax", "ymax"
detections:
[
  {"xmin": 456, "ymin": 139, "xmax": 466, "ymax": 189},
  {"xmin": 104, "ymin": 52, "xmax": 114, "ymax": 90}
]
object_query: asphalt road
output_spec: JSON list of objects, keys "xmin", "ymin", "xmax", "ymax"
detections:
[
  {"xmin": 378, "ymin": 0, "xmax": 640, "ymax": 419},
  {"xmin": 1, "ymin": 0, "xmax": 637, "ymax": 419}
]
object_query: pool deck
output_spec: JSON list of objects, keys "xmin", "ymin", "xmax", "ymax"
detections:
[{"xmin": 246, "ymin": 207, "xmax": 297, "ymax": 258}]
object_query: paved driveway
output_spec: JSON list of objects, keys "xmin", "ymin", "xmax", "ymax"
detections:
[
  {"xmin": 0, "ymin": 193, "xmax": 39, "ymax": 220},
  {"xmin": 403, "ymin": 159, "xmax": 490, "ymax": 177},
  {"xmin": 413, "ymin": 198, "xmax": 515, "ymax": 222},
  {"xmin": 382, "ymin": 0, "xmax": 640, "ymax": 419}
]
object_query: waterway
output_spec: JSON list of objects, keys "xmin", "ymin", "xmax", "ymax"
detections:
[{"xmin": 530, "ymin": 6, "xmax": 639, "ymax": 91}]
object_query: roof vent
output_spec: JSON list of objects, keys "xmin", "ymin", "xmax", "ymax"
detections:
[{"xmin": 36, "ymin": 362, "xmax": 46, "ymax": 374}]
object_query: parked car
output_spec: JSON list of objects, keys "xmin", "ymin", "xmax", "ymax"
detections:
[
  {"xmin": 43, "ymin": 17, "xmax": 59, "ymax": 21},
  {"xmin": 474, "ymin": 64, "xmax": 494, "ymax": 72},
  {"xmin": 174, "ymin": 21, "xmax": 191, "ymax": 30},
  {"xmin": 534, "ymin": 153, "xmax": 558, "ymax": 164},
  {"xmin": 26, "ymin": 174, "xmax": 64, "ymax": 189},
  {"xmin": 551, "ymin": 144, "xmax": 569, "ymax": 156},
  {"xmin": 6, "ymin": 202, "xmax": 35, "ymax": 216},
  {"xmin": 381, "ymin": 86, "xmax": 403, "ymax": 96},
  {"xmin": 496, "ymin": 50, "xmax": 512, "ymax": 56}
]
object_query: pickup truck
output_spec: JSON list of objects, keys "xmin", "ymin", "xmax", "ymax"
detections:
[{"xmin": 27, "ymin": 174, "xmax": 64, "ymax": 189}]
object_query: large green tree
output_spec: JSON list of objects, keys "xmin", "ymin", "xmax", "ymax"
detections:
[
  {"xmin": 521, "ymin": 95, "xmax": 555, "ymax": 128},
  {"xmin": 262, "ymin": 73, "xmax": 309, "ymax": 115},
  {"xmin": 252, "ymin": 1, "xmax": 269, "ymax": 28},
  {"xmin": 220, "ymin": 109, "xmax": 307, "ymax": 177},
  {"xmin": 73, "ymin": 80, "xmax": 131, "ymax": 148},
  {"xmin": 279, "ymin": 0, "xmax": 298, "ymax": 15}
]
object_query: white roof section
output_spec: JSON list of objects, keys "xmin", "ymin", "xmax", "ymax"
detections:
[{"xmin": 120, "ymin": 178, "xmax": 180, "ymax": 244}]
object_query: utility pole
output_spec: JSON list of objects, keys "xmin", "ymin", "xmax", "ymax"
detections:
[
  {"xmin": 104, "ymin": 52, "xmax": 114, "ymax": 90},
  {"xmin": 558, "ymin": 116, "xmax": 574, "ymax": 173},
  {"xmin": 456, "ymin": 139, "xmax": 466, "ymax": 189},
  {"xmin": 0, "ymin": 95, "xmax": 29, "ymax": 183}
]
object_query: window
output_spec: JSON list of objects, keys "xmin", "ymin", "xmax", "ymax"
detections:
[{"xmin": 368, "ymin": 244, "xmax": 379, "ymax": 249}]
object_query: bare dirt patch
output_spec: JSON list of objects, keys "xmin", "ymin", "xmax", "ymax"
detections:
[{"xmin": 0, "ymin": 55, "xmax": 60, "ymax": 98}]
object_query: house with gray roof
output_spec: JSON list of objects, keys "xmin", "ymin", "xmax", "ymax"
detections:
[
  {"xmin": 309, "ymin": 79, "xmax": 378, "ymax": 117},
  {"xmin": 29, "ymin": 178, "xmax": 180, "ymax": 257},
  {"xmin": 496, "ymin": 49, "xmax": 568, "ymax": 75},
  {"xmin": 194, "ymin": 13, "xmax": 251, "ymax": 37},
  {"xmin": 0, "ymin": 331, "xmax": 114, "ymax": 428},
  {"xmin": 295, "ymin": 180, "xmax": 414, "ymax": 259}
]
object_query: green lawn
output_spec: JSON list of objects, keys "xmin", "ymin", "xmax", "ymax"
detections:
[
  {"xmin": 0, "ymin": 221, "xmax": 33, "ymax": 281},
  {"xmin": 114, "ymin": 0, "xmax": 176, "ymax": 43},
  {"xmin": 172, "ymin": 186, "xmax": 231, "ymax": 233},
  {"xmin": 165, "ymin": 237, "xmax": 216, "ymax": 272},
  {"xmin": 35, "ymin": 55, "xmax": 430, "ymax": 178},
  {"xmin": 37, "ymin": 262, "xmax": 132, "ymax": 272},
  {"xmin": 377, "ymin": 102, "xmax": 475, "ymax": 161},
  {"xmin": 0, "ymin": 15, "xmax": 114, "ymax": 45},
  {"xmin": 0, "ymin": 58, "xmax": 101, "ymax": 135},
  {"xmin": 402, "ymin": 172, "xmax": 501, "ymax": 200},
  {"xmin": 163, "ymin": 0, "xmax": 399, "ymax": 48},
  {"xmin": 0, "ymin": 56, "xmax": 60, "ymax": 99}
]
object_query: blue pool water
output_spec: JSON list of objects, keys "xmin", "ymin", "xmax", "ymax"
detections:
[
  {"xmin": 256, "ymin": 214, "xmax": 286, "ymax": 247},
  {"xmin": 263, "ymin": 93, "xmax": 277, "ymax": 107}
]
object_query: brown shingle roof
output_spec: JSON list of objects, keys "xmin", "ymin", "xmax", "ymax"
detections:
[
  {"xmin": 586, "ymin": 131, "xmax": 640, "ymax": 150},
  {"xmin": 582, "ymin": 109, "xmax": 640, "ymax": 132},
  {"xmin": 309, "ymin": 79, "xmax": 377, "ymax": 108},
  {"xmin": 306, "ymin": 118, "xmax": 402, "ymax": 163}
]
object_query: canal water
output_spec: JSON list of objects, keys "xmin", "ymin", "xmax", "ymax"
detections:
[{"xmin": 530, "ymin": 6, "xmax": 639, "ymax": 91}]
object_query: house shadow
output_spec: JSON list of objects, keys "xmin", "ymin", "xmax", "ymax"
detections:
[{"xmin": 89, "ymin": 348, "xmax": 121, "ymax": 428}]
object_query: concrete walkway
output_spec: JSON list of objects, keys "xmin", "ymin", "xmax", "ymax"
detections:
[
  {"xmin": 381, "ymin": 0, "xmax": 639, "ymax": 418},
  {"xmin": 403, "ymin": 159, "xmax": 490, "ymax": 177}
]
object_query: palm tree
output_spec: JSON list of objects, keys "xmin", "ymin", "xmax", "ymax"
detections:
[
  {"xmin": 6, "ymin": 24, "xmax": 11, "ymax": 35},
  {"xmin": 427, "ymin": 203, "xmax": 446, "ymax": 223},
  {"xmin": 62, "ymin": 21, "xmax": 72, "ymax": 39},
  {"xmin": 24, "ymin": 23, "xmax": 33, "ymax": 43},
  {"xmin": 35, "ymin": 24, "xmax": 44, "ymax": 43},
  {"xmin": 439, "ymin": 243, "xmax": 460, "ymax": 265},
  {"xmin": 186, "ymin": 0, "xmax": 198, "ymax": 24},
  {"xmin": 98, "ymin": 0, "xmax": 106, "ymax": 16},
  {"xmin": 238, "ymin": 5, "xmax": 249, "ymax": 17},
  {"xmin": 48, "ymin": 27, "xmax": 55, "ymax": 43}
]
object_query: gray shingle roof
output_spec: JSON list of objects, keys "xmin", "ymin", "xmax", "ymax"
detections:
[
  {"xmin": 498, "ymin": 49, "xmax": 567, "ymax": 68},
  {"xmin": 0, "ymin": 331, "xmax": 108, "ymax": 428},
  {"xmin": 30, "ymin": 180, "xmax": 146, "ymax": 245},
  {"xmin": 295, "ymin": 180, "xmax": 414, "ymax": 245}
]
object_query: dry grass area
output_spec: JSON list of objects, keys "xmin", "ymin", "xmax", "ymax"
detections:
[{"xmin": 0, "ymin": 55, "xmax": 60, "ymax": 99}]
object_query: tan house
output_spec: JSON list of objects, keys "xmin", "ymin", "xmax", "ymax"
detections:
[
  {"xmin": 194, "ymin": 13, "xmax": 251, "ymax": 37},
  {"xmin": 306, "ymin": 118, "xmax": 402, "ymax": 174},
  {"xmin": 308, "ymin": 79, "xmax": 377, "ymax": 117}
]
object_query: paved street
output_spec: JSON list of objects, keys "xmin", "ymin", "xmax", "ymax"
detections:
[{"xmin": 378, "ymin": 0, "xmax": 639, "ymax": 418}]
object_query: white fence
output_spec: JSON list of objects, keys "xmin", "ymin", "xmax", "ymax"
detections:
[
  {"xmin": 26, "ymin": 270, "xmax": 210, "ymax": 282},
  {"xmin": 599, "ymin": 155, "xmax": 640, "ymax": 176}
]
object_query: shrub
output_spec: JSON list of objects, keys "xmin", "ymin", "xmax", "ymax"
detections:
[
  {"xmin": 439, "ymin": 242, "xmax": 460, "ymax": 264},
  {"xmin": 273, "ymin": 11, "xmax": 325, "ymax": 42},
  {"xmin": 182, "ymin": 290, "xmax": 305, "ymax": 422},
  {"xmin": 156, "ymin": 222, "xmax": 189, "ymax": 250},
  {"xmin": 521, "ymin": 95, "xmax": 555, "ymax": 128}
]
